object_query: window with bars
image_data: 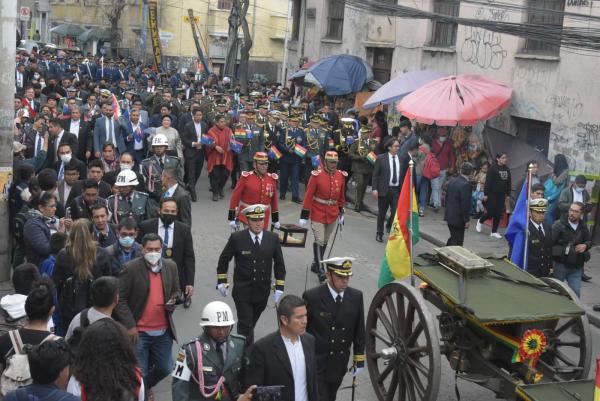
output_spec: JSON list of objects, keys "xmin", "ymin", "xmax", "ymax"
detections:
[
  {"xmin": 522, "ymin": 0, "xmax": 565, "ymax": 55},
  {"xmin": 217, "ymin": 0, "xmax": 232, "ymax": 10},
  {"xmin": 326, "ymin": 0, "xmax": 345, "ymax": 40},
  {"xmin": 372, "ymin": 48, "xmax": 394, "ymax": 83},
  {"xmin": 429, "ymin": 0, "xmax": 459, "ymax": 47}
]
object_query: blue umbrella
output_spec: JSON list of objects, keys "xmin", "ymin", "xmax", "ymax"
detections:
[
  {"xmin": 362, "ymin": 70, "xmax": 448, "ymax": 109},
  {"xmin": 305, "ymin": 55, "xmax": 372, "ymax": 96}
]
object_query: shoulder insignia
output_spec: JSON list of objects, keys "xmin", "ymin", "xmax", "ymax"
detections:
[
  {"xmin": 168, "ymin": 155, "xmax": 181, "ymax": 162},
  {"xmin": 339, "ymin": 170, "xmax": 348, "ymax": 177},
  {"xmin": 183, "ymin": 337, "xmax": 200, "ymax": 346},
  {"xmin": 230, "ymin": 333, "xmax": 247, "ymax": 342},
  {"xmin": 268, "ymin": 173, "xmax": 279, "ymax": 180},
  {"xmin": 311, "ymin": 170, "xmax": 321, "ymax": 176},
  {"xmin": 241, "ymin": 170, "xmax": 253, "ymax": 177},
  {"xmin": 136, "ymin": 191, "xmax": 149, "ymax": 198}
]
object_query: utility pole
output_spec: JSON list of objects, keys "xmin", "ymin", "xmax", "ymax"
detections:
[
  {"xmin": 280, "ymin": 0, "xmax": 292, "ymax": 84},
  {"xmin": 224, "ymin": 0, "xmax": 241, "ymax": 79},
  {"xmin": 0, "ymin": 0, "xmax": 17, "ymax": 281}
]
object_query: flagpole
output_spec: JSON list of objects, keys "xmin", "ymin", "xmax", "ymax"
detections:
[
  {"xmin": 523, "ymin": 163, "xmax": 533, "ymax": 270},
  {"xmin": 409, "ymin": 159, "xmax": 415, "ymax": 287}
]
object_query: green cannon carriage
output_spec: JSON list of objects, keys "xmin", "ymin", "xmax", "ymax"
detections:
[{"xmin": 366, "ymin": 246, "xmax": 594, "ymax": 401}]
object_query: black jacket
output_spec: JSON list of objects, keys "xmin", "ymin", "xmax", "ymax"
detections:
[
  {"xmin": 61, "ymin": 118, "xmax": 92, "ymax": 161},
  {"xmin": 47, "ymin": 131, "xmax": 79, "ymax": 166},
  {"xmin": 181, "ymin": 120, "xmax": 208, "ymax": 159},
  {"xmin": 398, "ymin": 151, "xmax": 417, "ymax": 188},
  {"xmin": 67, "ymin": 195, "xmax": 108, "ymax": 220},
  {"xmin": 217, "ymin": 229, "xmax": 286, "ymax": 302},
  {"xmin": 138, "ymin": 218, "xmax": 196, "ymax": 288},
  {"xmin": 527, "ymin": 220, "xmax": 553, "ymax": 277},
  {"xmin": 70, "ymin": 179, "xmax": 113, "ymax": 200},
  {"xmin": 245, "ymin": 331, "xmax": 318, "ymax": 401},
  {"xmin": 484, "ymin": 164, "xmax": 511, "ymax": 196},
  {"xmin": 162, "ymin": 185, "xmax": 192, "ymax": 226},
  {"xmin": 551, "ymin": 216, "xmax": 592, "ymax": 267},
  {"xmin": 444, "ymin": 175, "xmax": 472, "ymax": 227},
  {"xmin": 372, "ymin": 153, "xmax": 400, "ymax": 197},
  {"xmin": 302, "ymin": 284, "xmax": 365, "ymax": 382}
]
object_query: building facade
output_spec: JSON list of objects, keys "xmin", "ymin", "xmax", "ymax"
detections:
[{"xmin": 286, "ymin": 0, "xmax": 600, "ymax": 176}]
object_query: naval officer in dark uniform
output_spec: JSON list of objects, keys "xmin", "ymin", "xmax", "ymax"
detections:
[
  {"xmin": 216, "ymin": 204, "xmax": 286, "ymax": 345},
  {"xmin": 526, "ymin": 198, "xmax": 553, "ymax": 277},
  {"xmin": 302, "ymin": 257, "xmax": 365, "ymax": 401}
]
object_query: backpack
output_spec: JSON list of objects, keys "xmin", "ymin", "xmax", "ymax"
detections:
[
  {"xmin": 67, "ymin": 308, "xmax": 106, "ymax": 357},
  {"xmin": 420, "ymin": 146, "xmax": 441, "ymax": 179},
  {"xmin": 59, "ymin": 276, "xmax": 93, "ymax": 334},
  {"xmin": 0, "ymin": 330, "xmax": 58, "ymax": 395}
]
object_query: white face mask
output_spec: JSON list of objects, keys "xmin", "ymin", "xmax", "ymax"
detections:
[
  {"xmin": 438, "ymin": 137, "xmax": 447, "ymax": 143},
  {"xmin": 120, "ymin": 163, "xmax": 133, "ymax": 170},
  {"xmin": 60, "ymin": 153, "xmax": 72, "ymax": 164},
  {"xmin": 144, "ymin": 251, "xmax": 162, "ymax": 267},
  {"xmin": 20, "ymin": 188, "xmax": 31, "ymax": 203}
]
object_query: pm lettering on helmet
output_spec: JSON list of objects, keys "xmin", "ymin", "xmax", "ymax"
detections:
[{"xmin": 216, "ymin": 311, "xmax": 228, "ymax": 323}]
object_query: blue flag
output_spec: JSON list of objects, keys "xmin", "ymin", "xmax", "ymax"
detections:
[{"xmin": 505, "ymin": 181, "xmax": 528, "ymax": 270}]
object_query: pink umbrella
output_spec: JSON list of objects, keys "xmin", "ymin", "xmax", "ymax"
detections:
[{"xmin": 397, "ymin": 75, "xmax": 512, "ymax": 126}]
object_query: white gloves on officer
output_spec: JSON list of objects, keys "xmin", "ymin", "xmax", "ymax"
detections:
[
  {"xmin": 217, "ymin": 283, "xmax": 228, "ymax": 297},
  {"xmin": 353, "ymin": 367, "xmax": 364, "ymax": 377},
  {"xmin": 273, "ymin": 290, "xmax": 284, "ymax": 304},
  {"xmin": 229, "ymin": 220, "xmax": 238, "ymax": 230},
  {"xmin": 298, "ymin": 219, "xmax": 307, "ymax": 228},
  {"xmin": 273, "ymin": 221, "xmax": 281, "ymax": 229},
  {"xmin": 338, "ymin": 215, "xmax": 344, "ymax": 225}
]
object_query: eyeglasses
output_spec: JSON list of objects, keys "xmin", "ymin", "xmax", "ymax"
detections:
[
  {"xmin": 568, "ymin": 208, "xmax": 582, "ymax": 213},
  {"xmin": 45, "ymin": 204, "xmax": 57, "ymax": 209}
]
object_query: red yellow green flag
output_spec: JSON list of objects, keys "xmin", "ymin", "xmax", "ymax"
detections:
[
  {"xmin": 378, "ymin": 168, "xmax": 419, "ymax": 287},
  {"xmin": 595, "ymin": 358, "xmax": 600, "ymax": 401}
]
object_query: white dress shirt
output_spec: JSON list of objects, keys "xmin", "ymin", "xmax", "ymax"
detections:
[
  {"xmin": 34, "ymin": 134, "xmax": 44, "ymax": 157},
  {"xmin": 281, "ymin": 335, "xmax": 308, "ymax": 401},
  {"xmin": 249, "ymin": 230, "xmax": 264, "ymax": 245},
  {"xmin": 158, "ymin": 220, "xmax": 174, "ymax": 248},
  {"xmin": 194, "ymin": 121, "xmax": 203, "ymax": 140},
  {"xmin": 132, "ymin": 122, "xmax": 143, "ymax": 150},
  {"xmin": 55, "ymin": 130, "xmax": 65, "ymax": 156},
  {"xmin": 530, "ymin": 220, "xmax": 545, "ymax": 236},
  {"xmin": 387, "ymin": 152, "xmax": 400, "ymax": 186},
  {"xmin": 573, "ymin": 188, "xmax": 583, "ymax": 203},
  {"xmin": 105, "ymin": 117, "xmax": 115, "ymax": 144},
  {"xmin": 69, "ymin": 119, "xmax": 80, "ymax": 138},
  {"xmin": 327, "ymin": 282, "xmax": 344, "ymax": 301},
  {"xmin": 164, "ymin": 183, "xmax": 178, "ymax": 198}
]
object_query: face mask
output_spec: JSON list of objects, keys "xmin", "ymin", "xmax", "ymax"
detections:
[
  {"xmin": 160, "ymin": 214, "xmax": 175, "ymax": 226},
  {"xmin": 468, "ymin": 144, "xmax": 479, "ymax": 152},
  {"xmin": 438, "ymin": 137, "xmax": 447, "ymax": 143},
  {"xmin": 60, "ymin": 153, "xmax": 72, "ymax": 164},
  {"xmin": 144, "ymin": 251, "xmax": 162, "ymax": 266},
  {"xmin": 120, "ymin": 163, "xmax": 133, "ymax": 170},
  {"xmin": 20, "ymin": 188, "xmax": 31, "ymax": 203},
  {"xmin": 119, "ymin": 236, "xmax": 135, "ymax": 248},
  {"xmin": 575, "ymin": 187, "xmax": 585, "ymax": 193}
]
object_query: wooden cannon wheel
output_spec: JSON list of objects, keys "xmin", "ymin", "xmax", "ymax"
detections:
[
  {"xmin": 538, "ymin": 277, "xmax": 592, "ymax": 381},
  {"xmin": 366, "ymin": 282, "xmax": 441, "ymax": 401}
]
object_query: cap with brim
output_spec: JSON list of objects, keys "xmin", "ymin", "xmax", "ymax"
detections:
[
  {"xmin": 529, "ymin": 198, "xmax": 548, "ymax": 212},
  {"xmin": 258, "ymin": 103, "xmax": 269, "ymax": 109},
  {"xmin": 288, "ymin": 115, "xmax": 300, "ymax": 122},
  {"xmin": 67, "ymin": 87, "xmax": 77, "ymax": 92},
  {"xmin": 254, "ymin": 152, "xmax": 269, "ymax": 162},
  {"xmin": 242, "ymin": 204, "xmax": 267, "ymax": 219},
  {"xmin": 341, "ymin": 118, "xmax": 354, "ymax": 126},
  {"xmin": 324, "ymin": 151, "xmax": 339, "ymax": 161},
  {"xmin": 216, "ymin": 100, "xmax": 227, "ymax": 107},
  {"xmin": 268, "ymin": 111, "xmax": 280, "ymax": 118},
  {"xmin": 310, "ymin": 116, "xmax": 321, "ymax": 124},
  {"xmin": 321, "ymin": 257, "xmax": 354, "ymax": 276},
  {"xmin": 100, "ymin": 89, "xmax": 111, "ymax": 97}
]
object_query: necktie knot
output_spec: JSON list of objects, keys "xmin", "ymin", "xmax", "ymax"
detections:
[{"xmin": 335, "ymin": 294, "xmax": 342, "ymax": 304}]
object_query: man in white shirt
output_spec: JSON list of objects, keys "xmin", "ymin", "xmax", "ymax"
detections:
[
  {"xmin": 372, "ymin": 137, "xmax": 401, "ymax": 242},
  {"xmin": 246, "ymin": 295, "xmax": 317, "ymax": 401}
]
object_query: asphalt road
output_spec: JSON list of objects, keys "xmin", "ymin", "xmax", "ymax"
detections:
[{"xmin": 153, "ymin": 174, "xmax": 599, "ymax": 401}]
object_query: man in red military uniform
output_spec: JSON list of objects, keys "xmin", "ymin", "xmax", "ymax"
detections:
[
  {"xmin": 299, "ymin": 151, "xmax": 346, "ymax": 282},
  {"xmin": 228, "ymin": 151, "xmax": 280, "ymax": 230}
]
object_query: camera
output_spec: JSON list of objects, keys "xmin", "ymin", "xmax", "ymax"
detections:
[{"xmin": 252, "ymin": 385, "xmax": 284, "ymax": 401}]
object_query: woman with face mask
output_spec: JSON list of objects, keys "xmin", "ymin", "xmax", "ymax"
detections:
[
  {"xmin": 52, "ymin": 219, "xmax": 111, "ymax": 335},
  {"xmin": 22, "ymin": 192, "xmax": 66, "ymax": 267}
]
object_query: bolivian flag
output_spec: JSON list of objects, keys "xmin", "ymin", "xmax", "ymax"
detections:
[
  {"xmin": 595, "ymin": 358, "xmax": 600, "ymax": 401},
  {"xmin": 378, "ymin": 168, "xmax": 419, "ymax": 287}
]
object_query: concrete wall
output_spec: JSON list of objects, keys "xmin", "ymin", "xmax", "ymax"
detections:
[{"xmin": 287, "ymin": 0, "xmax": 600, "ymax": 175}]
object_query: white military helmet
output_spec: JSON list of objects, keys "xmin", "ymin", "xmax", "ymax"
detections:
[
  {"xmin": 199, "ymin": 301, "xmax": 236, "ymax": 327},
  {"xmin": 115, "ymin": 169, "xmax": 139, "ymax": 187},
  {"xmin": 151, "ymin": 133, "xmax": 169, "ymax": 147}
]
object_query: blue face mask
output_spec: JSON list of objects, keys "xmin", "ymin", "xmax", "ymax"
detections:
[
  {"xmin": 575, "ymin": 187, "xmax": 585, "ymax": 193},
  {"xmin": 119, "ymin": 236, "xmax": 135, "ymax": 248}
]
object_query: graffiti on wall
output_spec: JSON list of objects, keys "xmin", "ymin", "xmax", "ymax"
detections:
[
  {"xmin": 461, "ymin": 6, "xmax": 509, "ymax": 70},
  {"xmin": 545, "ymin": 94, "xmax": 584, "ymax": 121},
  {"xmin": 575, "ymin": 122, "xmax": 600, "ymax": 150}
]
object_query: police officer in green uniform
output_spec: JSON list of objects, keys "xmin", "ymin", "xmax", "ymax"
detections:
[
  {"xmin": 349, "ymin": 126, "xmax": 378, "ymax": 212},
  {"xmin": 108, "ymin": 169, "xmax": 157, "ymax": 225},
  {"xmin": 242, "ymin": 110, "xmax": 265, "ymax": 171},
  {"xmin": 255, "ymin": 102, "xmax": 269, "ymax": 128},
  {"xmin": 141, "ymin": 133, "xmax": 183, "ymax": 201},
  {"xmin": 304, "ymin": 116, "xmax": 331, "ymax": 176},
  {"xmin": 333, "ymin": 118, "xmax": 357, "ymax": 181},
  {"xmin": 172, "ymin": 301, "xmax": 254, "ymax": 401},
  {"xmin": 302, "ymin": 257, "xmax": 365, "ymax": 401}
]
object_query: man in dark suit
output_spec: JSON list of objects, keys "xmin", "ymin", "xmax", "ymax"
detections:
[
  {"xmin": 161, "ymin": 168, "xmax": 192, "ymax": 226},
  {"xmin": 52, "ymin": 143, "xmax": 87, "ymax": 181},
  {"xmin": 57, "ymin": 161, "xmax": 81, "ymax": 209},
  {"xmin": 47, "ymin": 118, "xmax": 79, "ymax": 166},
  {"xmin": 180, "ymin": 107, "xmax": 207, "ymax": 201},
  {"xmin": 70, "ymin": 160, "xmax": 113, "ymax": 200},
  {"xmin": 216, "ymin": 204, "xmax": 286, "ymax": 345},
  {"xmin": 93, "ymin": 101, "xmax": 127, "ymax": 158},
  {"xmin": 398, "ymin": 141, "xmax": 419, "ymax": 187},
  {"xmin": 245, "ymin": 295, "xmax": 318, "ymax": 401},
  {"xmin": 444, "ymin": 162, "xmax": 474, "ymax": 246},
  {"xmin": 138, "ymin": 198, "xmax": 196, "ymax": 308},
  {"xmin": 372, "ymin": 137, "xmax": 401, "ymax": 242},
  {"xmin": 526, "ymin": 198, "xmax": 553, "ymax": 278},
  {"xmin": 67, "ymin": 179, "xmax": 107, "ymax": 221},
  {"xmin": 302, "ymin": 257, "xmax": 365, "ymax": 401},
  {"xmin": 61, "ymin": 106, "xmax": 92, "ymax": 162},
  {"xmin": 120, "ymin": 108, "xmax": 148, "ymax": 166}
]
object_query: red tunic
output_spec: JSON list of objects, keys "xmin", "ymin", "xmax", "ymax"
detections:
[
  {"xmin": 229, "ymin": 171, "xmax": 279, "ymax": 228},
  {"xmin": 301, "ymin": 169, "xmax": 347, "ymax": 224},
  {"xmin": 206, "ymin": 126, "xmax": 234, "ymax": 173}
]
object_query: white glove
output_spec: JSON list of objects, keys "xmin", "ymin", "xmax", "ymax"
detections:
[
  {"xmin": 229, "ymin": 220, "xmax": 237, "ymax": 229},
  {"xmin": 273, "ymin": 290, "xmax": 284, "ymax": 304},
  {"xmin": 338, "ymin": 215, "xmax": 344, "ymax": 225},
  {"xmin": 298, "ymin": 219, "xmax": 307, "ymax": 227},
  {"xmin": 353, "ymin": 367, "xmax": 364, "ymax": 377},
  {"xmin": 273, "ymin": 221, "xmax": 281, "ymax": 229},
  {"xmin": 217, "ymin": 283, "xmax": 228, "ymax": 297}
]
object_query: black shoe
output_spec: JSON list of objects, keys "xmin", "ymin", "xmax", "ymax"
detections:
[
  {"xmin": 212, "ymin": 193, "xmax": 219, "ymax": 201},
  {"xmin": 183, "ymin": 296, "xmax": 192, "ymax": 309},
  {"xmin": 594, "ymin": 304, "xmax": 600, "ymax": 312},
  {"xmin": 354, "ymin": 204, "xmax": 361, "ymax": 212},
  {"xmin": 279, "ymin": 194, "xmax": 285, "ymax": 200},
  {"xmin": 376, "ymin": 233, "xmax": 383, "ymax": 243},
  {"xmin": 219, "ymin": 189, "xmax": 225, "ymax": 199},
  {"xmin": 292, "ymin": 197, "xmax": 302, "ymax": 204},
  {"xmin": 190, "ymin": 191, "xmax": 197, "ymax": 202},
  {"xmin": 582, "ymin": 273, "xmax": 592, "ymax": 282},
  {"xmin": 386, "ymin": 226, "xmax": 391, "ymax": 234}
]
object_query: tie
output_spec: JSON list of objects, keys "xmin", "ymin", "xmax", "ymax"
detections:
[
  {"xmin": 108, "ymin": 118, "xmax": 114, "ymax": 145},
  {"xmin": 538, "ymin": 225, "xmax": 544, "ymax": 238},
  {"xmin": 58, "ymin": 163, "xmax": 65, "ymax": 181},
  {"xmin": 36, "ymin": 135, "xmax": 42, "ymax": 155},
  {"xmin": 254, "ymin": 235, "xmax": 260, "ymax": 249},
  {"xmin": 163, "ymin": 225, "xmax": 170, "ymax": 256},
  {"xmin": 216, "ymin": 342, "xmax": 225, "ymax": 366},
  {"xmin": 335, "ymin": 294, "xmax": 342, "ymax": 304},
  {"xmin": 159, "ymin": 157, "xmax": 165, "ymax": 170},
  {"xmin": 392, "ymin": 156, "xmax": 398, "ymax": 185}
]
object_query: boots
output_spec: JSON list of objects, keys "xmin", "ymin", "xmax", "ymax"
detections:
[
  {"xmin": 317, "ymin": 244, "xmax": 327, "ymax": 283},
  {"xmin": 311, "ymin": 243, "xmax": 320, "ymax": 273}
]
